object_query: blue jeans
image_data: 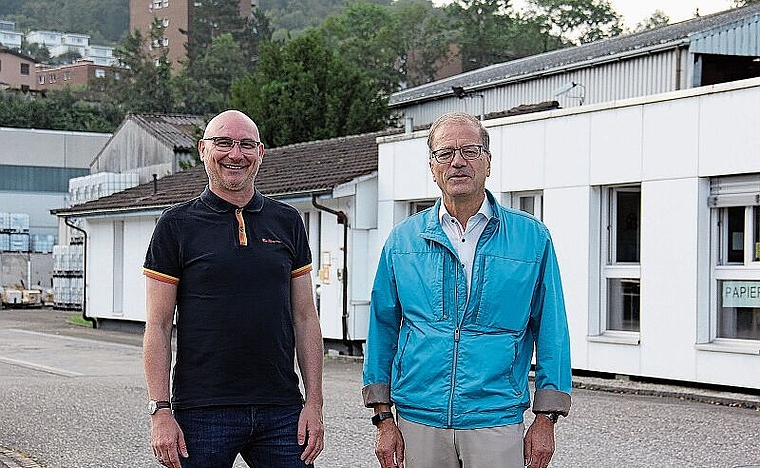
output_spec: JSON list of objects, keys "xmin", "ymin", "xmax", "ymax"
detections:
[{"xmin": 174, "ymin": 404, "xmax": 312, "ymax": 468}]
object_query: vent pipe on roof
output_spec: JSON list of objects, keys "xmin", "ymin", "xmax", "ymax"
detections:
[{"xmin": 152, "ymin": 174, "xmax": 158, "ymax": 195}]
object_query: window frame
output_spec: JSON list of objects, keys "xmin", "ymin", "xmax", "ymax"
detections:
[
  {"xmin": 596, "ymin": 185, "xmax": 641, "ymax": 341},
  {"xmin": 708, "ymin": 202, "xmax": 760, "ymax": 347}
]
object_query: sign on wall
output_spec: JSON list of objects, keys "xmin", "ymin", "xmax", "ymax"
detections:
[{"xmin": 723, "ymin": 281, "xmax": 760, "ymax": 308}]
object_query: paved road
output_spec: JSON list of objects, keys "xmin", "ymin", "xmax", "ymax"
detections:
[{"xmin": 1, "ymin": 308, "xmax": 759, "ymax": 468}]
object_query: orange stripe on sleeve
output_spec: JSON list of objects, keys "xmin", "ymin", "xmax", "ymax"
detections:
[
  {"xmin": 143, "ymin": 268, "xmax": 180, "ymax": 285},
  {"xmin": 291, "ymin": 264, "xmax": 312, "ymax": 278}
]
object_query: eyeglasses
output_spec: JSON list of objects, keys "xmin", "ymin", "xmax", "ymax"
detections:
[
  {"xmin": 202, "ymin": 137, "xmax": 261, "ymax": 155},
  {"xmin": 430, "ymin": 144, "xmax": 487, "ymax": 164}
]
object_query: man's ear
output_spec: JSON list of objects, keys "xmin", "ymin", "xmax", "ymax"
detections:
[{"xmin": 197, "ymin": 140, "xmax": 205, "ymax": 159}]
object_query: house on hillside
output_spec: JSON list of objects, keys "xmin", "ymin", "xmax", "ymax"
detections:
[
  {"xmin": 53, "ymin": 131, "xmax": 392, "ymax": 352},
  {"xmin": 90, "ymin": 113, "xmax": 205, "ymax": 184},
  {"xmin": 0, "ymin": 47, "xmax": 38, "ymax": 91},
  {"xmin": 392, "ymin": 3, "xmax": 760, "ymax": 126}
]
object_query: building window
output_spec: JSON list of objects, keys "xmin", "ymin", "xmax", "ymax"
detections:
[
  {"xmin": 505, "ymin": 191, "xmax": 543, "ymax": 220},
  {"xmin": 410, "ymin": 200, "xmax": 436, "ymax": 215},
  {"xmin": 38, "ymin": 75, "xmax": 44, "ymax": 84},
  {"xmin": 63, "ymin": 71, "xmax": 70, "ymax": 81},
  {"xmin": 152, "ymin": 0, "xmax": 163, "ymax": 9},
  {"xmin": 162, "ymin": 37, "xmax": 169, "ymax": 47},
  {"xmin": 601, "ymin": 185, "xmax": 641, "ymax": 333},
  {"xmin": 95, "ymin": 68, "xmax": 106, "ymax": 78},
  {"xmin": 20, "ymin": 63, "xmax": 29, "ymax": 75},
  {"xmin": 162, "ymin": 18, "xmax": 169, "ymax": 27},
  {"xmin": 709, "ymin": 175, "xmax": 760, "ymax": 342},
  {"xmin": 49, "ymin": 73, "xmax": 57, "ymax": 83}
]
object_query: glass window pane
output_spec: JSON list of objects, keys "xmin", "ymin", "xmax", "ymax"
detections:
[
  {"xmin": 519, "ymin": 196, "xmax": 535, "ymax": 215},
  {"xmin": 754, "ymin": 206, "xmax": 759, "ymax": 262},
  {"xmin": 726, "ymin": 206, "xmax": 745, "ymax": 263},
  {"xmin": 615, "ymin": 190, "xmax": 640, "ymax": 263},
  {"xmin": 717, "ymin": 280, "xmax": 760, "ymax": 340},
  {"xmin": 607, "ymin": 278, "xmax": 640, "ymax": 332}
]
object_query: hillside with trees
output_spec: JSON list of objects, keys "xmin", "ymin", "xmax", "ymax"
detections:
[{"xmin": 0, "ymin": 0, "xmax": 671, "ymax": 145}]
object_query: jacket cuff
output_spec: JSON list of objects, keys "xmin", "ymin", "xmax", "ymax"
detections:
[
  {"xmin": 362, "ymin": 383, "xmax": 392, "ymax": 408},
  {"xmin": 532, "ymin": 389, "xmax": 571, "ymax": 417}
]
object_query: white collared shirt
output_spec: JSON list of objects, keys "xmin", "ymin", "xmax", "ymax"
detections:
[{"xmin": 438, "ymin": 195, "xmax": 493, "ymax": 299}]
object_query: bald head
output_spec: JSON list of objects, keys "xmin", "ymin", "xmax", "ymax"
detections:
[{"xmin": 204, "ymin": 110, "xmax": 260, "ymax": 141}]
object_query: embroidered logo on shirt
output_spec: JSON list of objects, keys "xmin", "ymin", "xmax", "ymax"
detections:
[{"xmin": 261, "ymin": 238, "xmax": 282, "ymax": 244}]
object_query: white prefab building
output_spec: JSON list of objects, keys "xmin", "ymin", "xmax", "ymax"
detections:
[{"xmin": 378, "ymin": 78, "xmax": 760, "ymax": 390}]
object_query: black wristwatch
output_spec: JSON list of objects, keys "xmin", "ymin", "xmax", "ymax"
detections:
[
  {"xmin": 371, "ymin": 411, "xmax": 394, "ymax": 426},
  {"xmin": 537, "ymin": 412, "xmax": 560, "ymax": 424},
  {"xmin": 147, "ymin": 400, "xmax": 171, "ymax": 415}
]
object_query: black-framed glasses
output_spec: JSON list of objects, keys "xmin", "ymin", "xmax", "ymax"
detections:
[
  {"xmin": 430, "ymin": 144, "xmax": 487, "ymax": 164},
  {"xmin": 202, "ymin": 137, "xmax": 261, "ymax": 155}
]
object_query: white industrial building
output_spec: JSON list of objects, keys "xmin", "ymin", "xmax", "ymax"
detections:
[{"xmin": 53, "ymin": 5, "xmax": 760, "ymax": 389}]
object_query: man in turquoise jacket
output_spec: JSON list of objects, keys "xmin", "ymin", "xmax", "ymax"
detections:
[{"xmin": 362, "ymin": 112, "xmax": 571, "ymax": 468}]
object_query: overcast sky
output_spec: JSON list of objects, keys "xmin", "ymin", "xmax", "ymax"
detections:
[
  {"xmin": 600, "ymin": 0, "xmax": 735, "ymax": 27},
  {"xmin": 509, "ymin": 0, "xmax": 738, "ymax": 29}
]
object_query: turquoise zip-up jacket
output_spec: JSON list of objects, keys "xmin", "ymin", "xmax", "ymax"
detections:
[{"xmin": 362, "ymin": 191, "xmax": 571, "ymax": 429}]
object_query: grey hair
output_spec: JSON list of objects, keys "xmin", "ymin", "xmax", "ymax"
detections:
[{"xmin": 426, "ymin": 112, "xmax": 490, "ymax": 152}]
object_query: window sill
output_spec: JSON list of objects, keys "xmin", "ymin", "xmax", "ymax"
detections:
[
  {"xmin": 695, "ymin": 340, "xmax": 760, "ymax": 355},
  {"xmin": 587, "ymin": 332, "xmax": 640, "ymax": 346}
]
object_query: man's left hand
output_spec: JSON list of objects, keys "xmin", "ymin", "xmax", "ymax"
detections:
[
  {"xmin": 523, "ymin": 414, "xmax": 555, "ymax": 467},
  {"xmin": 298, "ymin": 400, "xmax": 325, "ymax": 465}
]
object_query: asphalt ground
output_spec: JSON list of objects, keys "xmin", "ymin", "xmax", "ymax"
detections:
[{"xmin": 1, "ymin": 308, "xmax": 760, "ymax": 468}]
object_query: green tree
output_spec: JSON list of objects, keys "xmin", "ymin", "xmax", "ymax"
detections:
[
  {"xmin": 526, "ymin": 0, "xmax": 623, "ymax": 44},
  {"xmin": 20, "ymin": 41, "xmax": 50, "ymax": 62},
  {"xmin": 0, "ymin": 89, "xmax": 123, "ymax": 132},
  {"xmin": 230, "ymin": 29, "xmax": 389, "ymax": 147},
  {"xmin": 173, "ymin": 33, "xmax": 246, "ymax": 115},
  {"xmin": 389, "ymin": 0, "xmax": 452, "ymax": 87},
  {"xmin": 634, "ymin": 10, "xmax": 669, "ymax": 33},
  {"xmin": 445, "ymin": 0, "xmax": 563, "ymax": 71},
  {"xmin": 106, "ymin": 19, "xmax": 174, "ymax": 113},
  {"xmin": 320, "ymin": 1, "xmax": 401, "ymax": 94},
  {"xmin": 185, "ymin": 0, "xmax": 269, "ymax": 71}
]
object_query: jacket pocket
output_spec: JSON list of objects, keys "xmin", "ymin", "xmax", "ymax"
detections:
[
  {"xmin": 475, "ymin": 255, "xmax": 539, "ymax": 331},
  {"xmin": 391, "ymin": 251, "xmax": 446, "ymax": 322}
]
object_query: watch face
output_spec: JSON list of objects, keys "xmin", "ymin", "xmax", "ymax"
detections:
[{"xmin": 148, "ymin": 401, "xmax": 157, "ymax": 415}]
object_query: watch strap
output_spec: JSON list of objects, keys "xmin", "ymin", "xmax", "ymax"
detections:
[
  {"xmin": 537, "ymin": 412, "xmax": 560, "ymax": 423},
  {"xmin": 371, "ymin": 411, "xmax": 394, "ymax": 426}
]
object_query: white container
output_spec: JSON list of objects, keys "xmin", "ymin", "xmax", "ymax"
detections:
[{"xmin": 9, "ymin": 213, "xmax": 29, "ymax": 232}]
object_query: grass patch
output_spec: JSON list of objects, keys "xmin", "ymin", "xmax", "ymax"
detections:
[{"xmin": 66, "ymin": 314, "xmax": 92, "ymax": 327}]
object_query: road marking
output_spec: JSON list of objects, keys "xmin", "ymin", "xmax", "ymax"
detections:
[{"xmin": 0, "ymin": 356, "xmax": 83, "ymax": 377}]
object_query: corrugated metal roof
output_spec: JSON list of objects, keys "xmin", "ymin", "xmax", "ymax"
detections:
[
  {"xmin": 129, "ymin": 113, "xmax": 206, "ymax": 151},
  {"xmin": 54, "ymin": 129, "xmax": 399, "ymax": 216},
  {"xmin": 390, "ymin": 3, "xmax": 760, "ymax": 106}
]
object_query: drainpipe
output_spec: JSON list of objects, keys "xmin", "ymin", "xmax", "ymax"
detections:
[
  {"xmin": 64, "ymin": 218, "xmax": 96, "ymax": 329},
  {"xmin": 311, "ymin": 194, "xmax": 354, "ymax": 356}
]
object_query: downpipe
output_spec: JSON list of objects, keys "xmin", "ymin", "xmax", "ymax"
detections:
[{"xmin": 64, "ymin": 218, "xmax": 96, "ymax": 329}]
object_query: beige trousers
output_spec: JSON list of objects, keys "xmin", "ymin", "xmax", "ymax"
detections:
[{"xmin": 397, "ymin": 415, "xmax": 525, "ymax": 468}]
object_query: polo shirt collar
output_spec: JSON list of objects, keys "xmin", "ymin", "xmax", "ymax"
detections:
[{"xmin": 200, "ymin": 186, "xmax": 264, "ymax": 213}]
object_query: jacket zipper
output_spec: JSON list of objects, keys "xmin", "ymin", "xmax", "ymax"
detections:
[{"xmin": 447, "ymin": 264, "xmax": 462, "ymax": 427}]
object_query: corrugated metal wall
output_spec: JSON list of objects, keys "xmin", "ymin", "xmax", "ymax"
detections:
[
  {"xmin": 690, "ymin": 14, "xmax": 760, "ymax": 56},
  {"xmin": 401, "ymin": 49, "xmax": 684, "ymax": 127}
]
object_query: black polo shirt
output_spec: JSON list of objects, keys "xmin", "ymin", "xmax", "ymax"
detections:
[{"xmin": 143, "ymin": 187, "xmax": 312, "ymax": 409}]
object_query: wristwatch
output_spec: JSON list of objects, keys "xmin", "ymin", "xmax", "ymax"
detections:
[
  {"xmin": 147, "ymin": 400, "xmax": 171, "ymax": 415},
  {"xmin": 371, "ymin": 411, "xmax": 394, "ymax": 426},
  {"xmin": 538, "ymin": 412, "xmax": 560, "ymax": 424}
]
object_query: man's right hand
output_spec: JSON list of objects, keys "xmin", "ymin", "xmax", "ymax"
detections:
[
  {"xmin": 151, "ymin": 411, "xmax": 188, "ymax": 468},
  {"xmin": 375, "ymin": 418, "xmax": 404, "ymax": 468}
]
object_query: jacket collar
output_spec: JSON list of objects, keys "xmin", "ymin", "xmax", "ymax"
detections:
[
  {"xmin": 422, "ymin": 189, "xmax": 501, "ymax": 243},
  {"xmin": 200, "ymin": 186, "xmax": 264, "ymax": 213}
]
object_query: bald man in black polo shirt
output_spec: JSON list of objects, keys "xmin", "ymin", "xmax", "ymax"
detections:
[{"xmin": 142, "ymin": 110, "xmax": 324, "ymax": 468}]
